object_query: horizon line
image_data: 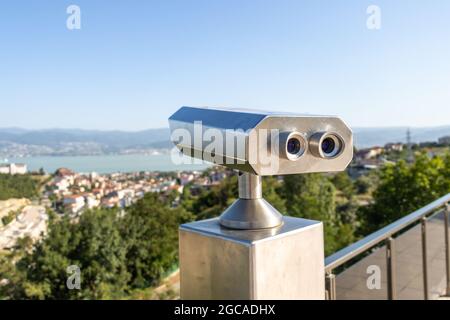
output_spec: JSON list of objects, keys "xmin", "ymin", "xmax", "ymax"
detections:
[{"xmin": 2, "ymin": 124, "xmax": 450, "ymax": 133}]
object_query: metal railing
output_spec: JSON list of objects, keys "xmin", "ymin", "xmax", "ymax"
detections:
[{"xmin": 325, "ymin": 193, "xmax": 450, "ymax": 300}]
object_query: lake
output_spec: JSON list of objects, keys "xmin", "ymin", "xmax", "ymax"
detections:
[{"xmin": 6, "ymin": 154, "xmax": 211, "ymax": 174}]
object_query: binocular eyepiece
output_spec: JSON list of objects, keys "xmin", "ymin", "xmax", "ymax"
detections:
[
  {"xmin": 169, "ymin": 106, "xmax": 353, "ymax": 176},
  {"xmin": 279, "ymin": 131, "xmax": 345, "ymax": 161}
]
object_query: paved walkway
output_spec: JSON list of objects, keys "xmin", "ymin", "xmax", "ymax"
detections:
[
  {"xmin": 335, "ymin": 212, "xmax": 449, "ymax": 300},
  {"xmin": 0, "ymin": 205, "xmax": 47, "ymax": 250},
  {"xmin": 153, "ymin": 269, "xmax": 180, "ymax": 299}
]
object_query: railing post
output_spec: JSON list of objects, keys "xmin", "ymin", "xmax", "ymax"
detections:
[
  {"xmin": 325, "ymin": 272, "xmax": 336, "ymax": 300},
  {"xmin": 444, "ymin": 203, "xmax": 450, "ymax": 297},
  {"xmin": 421, "ymin": 217, "xmax": 429, "ymax": 300},
  {"xmin": 386, "ymin": 237, "xmax": 397, "ymax": 300}
]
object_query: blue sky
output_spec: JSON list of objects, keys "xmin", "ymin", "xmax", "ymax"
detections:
[{"xmin": 0, "ymin": 1, "xmax": 449, "ymax": 130}]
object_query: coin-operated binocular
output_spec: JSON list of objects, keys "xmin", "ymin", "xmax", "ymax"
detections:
[{"xmin": 169, "ymin": 106, "xmax": 353, "ymax": 299}]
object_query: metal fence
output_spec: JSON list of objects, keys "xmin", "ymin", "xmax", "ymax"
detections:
[{"xmin": 325, "ymin": 193, "xmax": 450, "ymax": 300}]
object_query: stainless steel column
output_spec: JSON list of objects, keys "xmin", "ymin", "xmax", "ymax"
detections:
[
  {"xmin": 421, "ymin": 217, "xmax": 429, "ymax": 300},
  {"xmin": 386, "ymin": 237, "xmax": 397, "ymax": 300},
  {"xmin": 218, "ymin": 173, "xmax": 283, "ymax": 230},
  {"xmin": 444, "ymin": 203, "xmax": 450, "ymax": 297},
  {"xmin": 238, "ymin": 172, "xmax": 262, "ymax": 199},
  {"xmin": 325, "ymin": 272, "xmax": 336, "ymax": 300}
]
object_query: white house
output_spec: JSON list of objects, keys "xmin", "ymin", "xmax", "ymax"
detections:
[
  {"xmin": 53, "ymin": 177, "xmax": 70, "ymax": 192},
  {"xmin": 385, "ymin": 143, "xmax": 404, "ymax": 152},
  {"xmin": 117, "ymin": 188, "xmax": 135, "ymax": 200},
  {"xmin": 85, "ymin": 195, "xmax": 100, "ymax": 209},
  {"xmin": 0, "ymin": 163, "xmax": 27, "ymax": 175},
  {"xmin": 180, "ymin": 173, "xmax": 195, "ymax": 185},
  {"xmin": 63, "ymin": 195, "xmax": 85, "ymax": 213},
  {"xmin": 0, "ymin": 165, "xmax": 9, "ymax": 174},
  {"xmin": 355, "ymin": 147, "xmax": 383, "ymax": 161}
]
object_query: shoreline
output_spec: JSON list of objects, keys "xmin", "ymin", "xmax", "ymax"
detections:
[{"xmin": 4, "ymin": 154, "xmax": 211, "ymax": 175}]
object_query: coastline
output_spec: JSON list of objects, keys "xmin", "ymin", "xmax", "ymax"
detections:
[{"xmin": 5, "ymin": 154, "xmax": 211, "ymax": 174}]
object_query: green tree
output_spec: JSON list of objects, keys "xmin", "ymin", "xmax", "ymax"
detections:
[
  {"xmin": 180, "ymin": 182, "xmax": 195, "ymax": 212},
  {"xmin": 331, "ymin": 171, "xmax": 355, "ymax": 199},
  {"xmin": 354, "ymin": 175, "xmax": 371, "ymax": 194},
  {"xmin": 1, "ymin": 211, "xmax": 15, "ymax": 226},
  {"xmin": 281, "ymin": 174, "xmax": 355, "ymax": 255},
  {"xmin": 262, "ymin": 176, "xmax": 286, "ymax": 213},
  {"xmin": 191, "ymin": 175, "xmax": 238, "ymax": 220},
  {"xmin": 282, "ymin": 174, "xmax": 336, "ymax": 222},
  {"xmin": 357, "ymin": 153, "xmax": 450, "ymax": 235},
  {"xmin": 0, "ymin": 236, "xmax": 33, "ymax": 299},
  {"xmin": 1, "ymin": 192, "xmax": 194, "ymax": 300},
  {"xmin": 189, "ymin": 174, "xmax": 286, "ymax": 220},
  {"xmin": 0, "ymin": 174, "xmax": 38, "ymax": 200},
  {"xmin": 121, "ymin": 193, "xmax": 193, "ymax": 288},
  {"xmin": 15, "ymin": 209, "xmax": 130, "ymax": 299}
]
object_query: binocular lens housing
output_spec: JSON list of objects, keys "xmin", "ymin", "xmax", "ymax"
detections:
[
  {"xmin": 287, "ymin": 138, "xmax": 302, "ymax": 155},
  {"xmin": 169, "ymin": 106, "xmax": 353, "ymax": 175},
  {"xmin": 281, "ymin": 131, "xmax": 344, "ymax": 161},
  {"xmin": 309, "ymin": 132, "xmax": 344, "ymax": 159},
  {"xmin": 280, "ymin": 132, "xmax": 306, "ymax": 161}
]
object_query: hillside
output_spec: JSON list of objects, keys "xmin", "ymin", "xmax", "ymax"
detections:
[
  {"xmin": 353, "ymin": 126, "xmax": 450, "ymax": 148},
  {"xmin": 1, "ymin": 126, "xmax": 450, "ymax": 157}
]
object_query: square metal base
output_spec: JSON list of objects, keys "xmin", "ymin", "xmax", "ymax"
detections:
[{"xmin": 179, "ymin": 216, "xmax": 325, "ymax": 299}]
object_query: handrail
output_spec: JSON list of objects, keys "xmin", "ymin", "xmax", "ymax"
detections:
[{"xmin": 325, "ymin": 193, "xmax": 450, "ymax": 273}]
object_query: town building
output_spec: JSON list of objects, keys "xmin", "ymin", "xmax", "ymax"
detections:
[
  {"xmin": 63, "ymin": 195, "xmax": 85, "ymax": 213},
  {"xmin": 44, "ymin": 168, "xmax": 234, "ymax": 214},
  {"xmin": 355, "ymin": 147, "xmax": 383, "ymax": 161},
  {"xmin": 0, "ymin": 163, "xmax": 27, "ymax": 175},
  {"xmin": 385, "ymin": 143, "xmax": 404, "ymax": 152}
]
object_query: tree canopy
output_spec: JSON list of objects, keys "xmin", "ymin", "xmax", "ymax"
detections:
[
  {"xmin": 0, "ymin": 174, "xmax": 38, "ymax": 200},
  {"xmin": 357, "ymin": 153, "xmax": 450, "ymax": 234},
  {"xmin": 282, "ymin": 173, "xmax": 356, "ymax": 255},
  {"xmin": 1, "ymin": 193, "xmax": 193, "ymax": 299}
]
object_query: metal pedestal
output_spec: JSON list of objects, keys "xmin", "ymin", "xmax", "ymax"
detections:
[{"xmin": 179, "ymin": 216, "xmax": 325, "ymax": 300}]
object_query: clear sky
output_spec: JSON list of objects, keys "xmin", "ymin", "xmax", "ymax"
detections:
[{"xmin": 0, "ymin": 1, "xmax": 449, "ymax": 130}]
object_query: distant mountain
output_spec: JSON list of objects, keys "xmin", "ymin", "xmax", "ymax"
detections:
[
  {"xmin": 0, "ymin": 128, "xmax": 170, "ymax": 148},
  {"xmin": 0, "ymin": 128, "xmax": 172, "ymax": 157},
  {"xmin": 0, "ymin": 127, "xmax": 31, "ymax": 135},
  {"xmin": 0, "ymin": 126, "xmax": 449, "ymax": 157}
]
